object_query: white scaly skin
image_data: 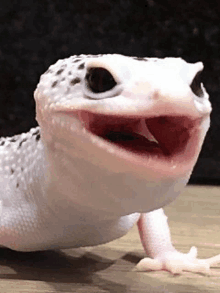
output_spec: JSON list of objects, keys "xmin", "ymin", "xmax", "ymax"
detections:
[{"xmin": 0, "ymin": 54, "xmax": 219, "ymax": 274}]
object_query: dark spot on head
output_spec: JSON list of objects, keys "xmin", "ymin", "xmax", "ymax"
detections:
[
  {"xmin": 16, "ymin": 182, "xmax": 19, "ymax": 188},
  {"xmin": 32, "ymin": 129, "xmax": 40, "ymax": 136},
  {"xmin": 78, "ymin": 63, "xmax": 85, "ymax": 70},
  {"xmin": 70, "ymin": 77, "xmax": 81, "ymax": 86},
  {"xmin": 68, "ymin": 71, "xmax": 72, "ymax": 75},
  {"xmin": 52, "ymin": 81, "xmax": 58, "ymax": 88},
  {"xmin": 18, "ymin": 138, "xmax": 27, "ymax": 149},
  {"xmin": 73, "ymin": 59, "xmax": 82, "ymax": 63},
  {"xmin": 11, "ymin": 168, "xmax": 14, "ymax": 174},
  {"xmin": 9, "ymin": 138, "xmax": 17, "ymax": 142},
  {"xmin": 36, "ymin": 133, "xmax": 41, "ymax": 141},
  {"xmin": 56, "ymin": 69, "xmax": 64, "ymax": 75},
  {"xmin": 61, "ymin": 78, "xmax": 66, "ymax": 81},
  {"xmin": 0, "ymin": 140, "xmax": 5, "ymax": 146},
  {"xmin": 45, "ymin": 69, "xmax": 52, "ymax": 74},
  {"xmin": 21, "ymin": 167, "xmax": 24, "ymax": 172},
  {"xmin": 133, "ymin": 57, "xmax": 148, "ymax": 61}
]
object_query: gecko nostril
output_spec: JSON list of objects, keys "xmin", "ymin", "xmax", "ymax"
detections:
[
  {"xmin": 190, "ymin": 71, "xmax": 204, "ymax": 98},
  {"xmin": 86, "ymin": 67, "xmax": 117, "ymax": 93}
]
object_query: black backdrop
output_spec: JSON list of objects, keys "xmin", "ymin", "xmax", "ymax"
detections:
[{"xmin": 0, "ymin": 0, "xmax": 220, "ymax": 184}]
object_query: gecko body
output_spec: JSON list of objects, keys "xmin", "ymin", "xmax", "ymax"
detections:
[{"xmin": 0, "ymin": 54, "xmax": 218, "ymax": 274}]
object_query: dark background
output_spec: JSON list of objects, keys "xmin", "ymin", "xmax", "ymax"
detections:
[{"xmin": 0, "ymin": 0, "xmax": 219, "ymax": 184}]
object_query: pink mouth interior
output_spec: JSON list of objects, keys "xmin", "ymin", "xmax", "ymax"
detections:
[{"xmin": 79, "ymin": 111, "xmax": 195, "ymax": 160}]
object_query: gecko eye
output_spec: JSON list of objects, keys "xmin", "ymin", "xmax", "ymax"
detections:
[
  {"xmin": 86, "ymin": 67, "xmax": 117, "ymax": 93},
  {"xmin": 190, "ymin": 71, "xmax": 204, "ymax": 98}
]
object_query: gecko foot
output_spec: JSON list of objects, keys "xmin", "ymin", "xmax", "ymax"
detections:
[{"xmin": 135, "ymin": 246, "xmax": 220, "ymax": 275}]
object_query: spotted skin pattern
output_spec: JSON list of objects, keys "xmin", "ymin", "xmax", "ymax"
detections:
[{"xmin": 0, "ymin": 54, "xmax": 219, "ymax": 275}]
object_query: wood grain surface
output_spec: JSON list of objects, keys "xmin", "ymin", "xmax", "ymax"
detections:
[{"xmin": 0, "ymin": 185, "xmax": 220, "ymax": 293}]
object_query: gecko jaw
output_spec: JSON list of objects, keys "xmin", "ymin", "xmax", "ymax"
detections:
[
  {"xmin": 81, "ymin": 112, "xmax": 161, "ymax": 152},
  {"xmin": 60, "ymin": 110, "xmax": 201, "ymax": 177},
  {"xmin": 78, "ymin": 111, "xmax": 198, "ymax": 163}
]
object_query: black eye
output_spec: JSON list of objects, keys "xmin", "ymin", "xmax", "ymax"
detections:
[
  {"xmin": 86, "ymin": 67, "xmax": 117, "ymax": 93},
  {"xmin": 190, "ymin": 71, "xmax": 204, "ymax": 98}
]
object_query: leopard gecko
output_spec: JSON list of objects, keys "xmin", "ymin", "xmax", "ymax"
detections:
[{"xmin": 0, "ymin": 54, "xmax": 219, "ymax": 275}]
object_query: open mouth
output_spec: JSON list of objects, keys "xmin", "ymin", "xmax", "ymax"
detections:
[{"xmin": 78, "ymin": 111, "xmax": 198, "ymax": 165}]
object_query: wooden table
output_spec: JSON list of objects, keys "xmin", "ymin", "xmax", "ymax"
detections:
[{"xmin": 0, "ymin": 185, "xmax": 220, "ymax": 293}]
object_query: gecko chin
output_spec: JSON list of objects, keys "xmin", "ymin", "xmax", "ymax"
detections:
[{"xmin": 76, "ymin": 111, "xmax": 201, "ymax": 177}]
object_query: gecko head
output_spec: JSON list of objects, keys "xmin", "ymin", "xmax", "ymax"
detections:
[
  {"xmin": 34, "ymin": 54, "xmax": 211, "ymax": 181},
  {"xmin": 35, "ymin": 55, "xmax": 211, "ymax": 210}
]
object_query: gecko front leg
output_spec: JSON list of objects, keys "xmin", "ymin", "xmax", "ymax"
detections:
[{"xmin": 136, "ymin": 209, "xmax": 220, "ymax": 275}]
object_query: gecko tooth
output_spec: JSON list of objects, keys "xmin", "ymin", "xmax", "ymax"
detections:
[{"xmin": 137, "ymin": 118, "xmax": 159, "ymax": 144}]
